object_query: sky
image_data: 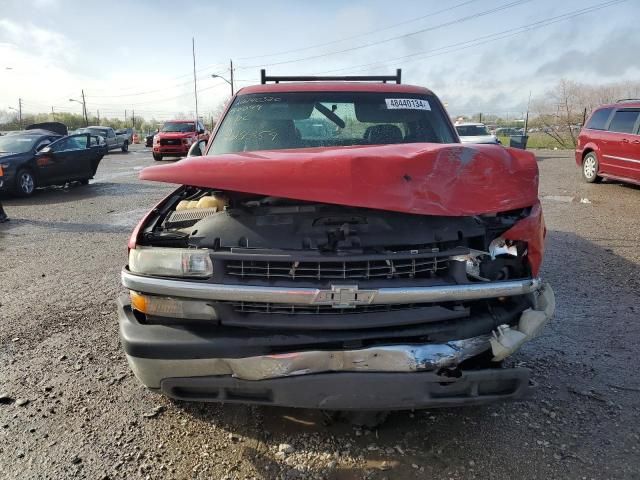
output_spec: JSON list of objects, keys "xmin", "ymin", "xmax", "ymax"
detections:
[{"xmin": 0, "ymin": 0, "xmax": 637, "ymax": 122}]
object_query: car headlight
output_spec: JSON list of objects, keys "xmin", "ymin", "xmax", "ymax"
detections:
[
  {"xmin": 183, "ymin": 137, "xmax": 194, "ymax": 145},
  {"xmin": 129, "ymin": 247, "xmax": 213, "ymax": 278}
]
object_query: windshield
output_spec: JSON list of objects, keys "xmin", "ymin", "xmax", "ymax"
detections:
[
  {"xmin": 0, "ymin": 135, "xmax": 37, "ymax": 154},
  {"xmin": 209, "ymin": 92, "xmax": 456, "ymax": 155},
  {"xmin": 162, "ymin": 122, "xmax": 195, "ymax": 133},
  {"xmin": 456, "ymin": 125, "xmax": 490, "ymax": 136}
]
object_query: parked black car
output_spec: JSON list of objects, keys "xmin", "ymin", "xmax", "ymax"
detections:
[
  {"xmin": 0, "ymin": 130, "xmax": 105, "ymax": 196},
  {"xmin": 145, "ymin": 130, "xmax": 158, "ymax": 147}
]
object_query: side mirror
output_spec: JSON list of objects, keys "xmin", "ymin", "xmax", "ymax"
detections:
[
  {"xmin": 39, "ymin": 146, "xmax": 52, "ymax": 154},
  {"xmin": 187, "ymin": 140, "xmax": 207, "ymax": 157},
  {"xmin": 198, "ymin": 128, "xmax": 205, "ymax": 134}
]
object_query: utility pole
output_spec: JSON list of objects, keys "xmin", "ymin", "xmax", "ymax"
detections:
[
  {"xmin": 51, "ymin": 106, "xmax": 55, "ymax": 121},
  {"xmin": 18, "ymin": 98, "xmax": 22, "ymax": 128},
  {"xmin": 81, "ymin": 89, "xmax": 88, "ymax": 126},
  {"xmin": 97, "ymin": 109, "xmax": 100, "ymax": 125},
  {"xmin": 132, "ymin": 109, "xmax": 135, "ymax": 128},
  {"xmin": 125, "ymin": 109, "xmax": 127, "ymax": 124},
  {"xmin": 478, "ymin": 112, "xmax": 482, "ymax": 123},
  {"xmin": 230, "ymin": 59, "xmax": 234, "ymax": 96},
  {"xmin": 192, "ymin": 37, "xmax": 199, "ymax": 123},
  {"xmin": 524, "ymin": 90, "xmax": 532, "ymax": 135}
]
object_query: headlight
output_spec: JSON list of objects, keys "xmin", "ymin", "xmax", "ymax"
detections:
[
  {"xmin": 183, "ymin": 137, "xmax": 194, "ymax": 145},
  {"xmin": 129, "ymin": 247, "xmax": 213, "ymax": 278}
]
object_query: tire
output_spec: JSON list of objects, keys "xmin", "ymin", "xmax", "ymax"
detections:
[
  {"xmin": 14, "ymin": 169, "xmax": 36, "ymax": 197},
  {"xmin": 79, "ymin": 178, "xmax": 90, "ymax": 185},
  {"xmin": 122, "ymin": 141, "xmax": 129, "ymax": 153},
  {"xmin": 153, "ymin": 153, "xmax": 163, "ymax": 161},
  {"xmin": 582, "ymin": 152, "xmax": 602, "ymax": 183}
]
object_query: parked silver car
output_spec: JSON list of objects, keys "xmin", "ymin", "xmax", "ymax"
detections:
[{"xmin": 455, "ymin": 123, "xmax": 500, "ymax": 144}]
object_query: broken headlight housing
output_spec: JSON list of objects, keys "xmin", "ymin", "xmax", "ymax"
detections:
[
  {"xmin": 452, "ymin": 237, "xmax": 529, "ymax": 282},
  {"xmin": 129, "ymin": 247, "xmax": 213, "ymax": 278}
]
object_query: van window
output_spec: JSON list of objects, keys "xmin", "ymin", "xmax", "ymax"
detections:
[
  {"xmin": 585, "ymin": 108, "xmax": 613, "ymax": 130},
  {"xmin": 608, "ymin": 110, "xmax": 640, "ymax": 134}
]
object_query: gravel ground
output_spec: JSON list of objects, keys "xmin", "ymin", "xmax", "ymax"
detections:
[{"xmin": 1, "ymin": 146, "xmax": 639, "ymax": 479}]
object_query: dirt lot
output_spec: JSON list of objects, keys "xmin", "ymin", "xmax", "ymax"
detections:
[{"xmin": 1, "ymin": 146, "xmax": 639, "ymax": 480}]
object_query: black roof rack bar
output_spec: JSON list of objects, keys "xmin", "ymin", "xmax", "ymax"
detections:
[
  {"xmin": 616, "ymin": 98, "xmax": 640, "ymax": 103},
  {"xmin": 260, "ymin": 69, "xmax": 401, "ymax": 85}
]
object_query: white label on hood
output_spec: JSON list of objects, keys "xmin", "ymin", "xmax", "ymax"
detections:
[{"xmin": 385, "ymin": 98, "xmax": 431, "ymax": 110}]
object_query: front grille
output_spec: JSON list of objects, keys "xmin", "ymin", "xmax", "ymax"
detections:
[
  {"xmin": 160, "ymin": 139, "xmax": 181, "ymax": 146},
  {"xmin": 225, "ymin": 256, "xmax": 448, "ymax": 281},
  {"xmin": 231, "ymin": 301, "xmax": 431, "ymax": 315}
]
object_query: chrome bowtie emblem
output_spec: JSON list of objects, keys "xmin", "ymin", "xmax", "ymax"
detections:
[{"xmin": 312, "ymin": 285, "xmax": 377, "ymax": 308}]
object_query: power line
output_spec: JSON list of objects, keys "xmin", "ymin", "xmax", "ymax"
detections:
[
  {"xmin": 236, "ymin": 0, "xmax": 481, "ymax": 61},
  {"xmin": 312, "ymin": 0, "xmax": 626, "ymax": 76},
  {"xmin": 239, "ymin": 0, "xmax": 531, "ymax": 69}
]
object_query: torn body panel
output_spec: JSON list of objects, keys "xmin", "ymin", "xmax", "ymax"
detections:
[{"xmin": 139, "ymin": 143, "xmax": 539, "ymax": 217}]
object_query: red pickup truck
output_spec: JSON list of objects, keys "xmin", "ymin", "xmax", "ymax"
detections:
[
  {"xmin": 152, "ymin": 119, "xmax": 208, "ymax": 161},
  {"xmin": 121, "ymin": 70, "xmax": 554, "ymax": 415}
]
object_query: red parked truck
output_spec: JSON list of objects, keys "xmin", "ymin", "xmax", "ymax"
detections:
[
  {"xmin": 152, "ymin": 119, "xmax": 208, "ymax": 161},
  {"xmin": 120, "ymin": 70, "xmax": 555, "ymax": 415}
]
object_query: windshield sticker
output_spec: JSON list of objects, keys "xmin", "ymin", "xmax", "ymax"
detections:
[{"xmin": 385, "ymin": 98, "xmax": 431, "ymax": 110}]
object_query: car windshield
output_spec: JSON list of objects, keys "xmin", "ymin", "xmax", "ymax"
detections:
[
  {"xmin": 0, "ymin": 135, "xmax": 37, "ymax": 154},
  {"xmin": 209, "ymin": 92, "xmax": 456, "ymax": 155},
  {"xmin": 162, "ymin": 122, "xmax": 195, "ymax": 133},
  {"xmin": 456, "ymin": 125, "xmax": 490, "ymax": 136}
]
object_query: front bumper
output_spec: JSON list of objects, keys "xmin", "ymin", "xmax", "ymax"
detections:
[
  {"xmin": 0, "ymin": 172, "xmax": 15, "ymax": 191},
  {"xmin": 153, "ymin": 145, "xmax": 189, "ymax": 156},
  {"xmin": 159, "ymin": 370, "xmax": 532, "ymax": 410},
  {"xmin": 118, "ymin": 281, "xmax": 554, "ymax": 409}
]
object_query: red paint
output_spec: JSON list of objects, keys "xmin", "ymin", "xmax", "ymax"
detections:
[
  {"xmin": 140, "ymin": 143, "xmax": 539, "ymax": 217},
  {"xmin": 503, "ymin": 201, "xmax": 545, "ymax": 276}
]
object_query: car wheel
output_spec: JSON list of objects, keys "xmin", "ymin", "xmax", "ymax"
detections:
[
  {"xmin": 14, "ymin": 169, "xmax": 36, "ymax": 197},
  {"xmin": 582, "ymin": 152, "xmax": 602, "ymax": 183},
  {"xmin": 153, "ymin": 153, "xmax": 163, "ymax": 161},
  {"xmin": 79, "ymin": 178, "xmax": 90, "ymax": 185},
  {"xmin": 122, "ymin": 141, "xmax": 129, "ymax": 153}
]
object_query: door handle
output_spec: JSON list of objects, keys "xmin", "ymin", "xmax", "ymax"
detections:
[
  {"xmin": 633, "ymin": 140, "xmax": 640, "ymax": 144},
  {"xmin": 622, "ymin": 138, "xmax": 629, "ymax": 143}
]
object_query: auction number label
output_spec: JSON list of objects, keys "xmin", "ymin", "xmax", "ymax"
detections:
[{"xmin": 385, "ymin": 98, "xmax": 431, "ymax": 110}]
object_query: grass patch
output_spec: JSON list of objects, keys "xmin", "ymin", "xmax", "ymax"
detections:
[{"xmin": 497, "ymin": 132, "xmax": 575, "ymax": 150}]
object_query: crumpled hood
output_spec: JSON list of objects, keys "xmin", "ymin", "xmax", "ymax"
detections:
[{"xmin": 139, "ymin": 143, "xmax": 539, "ymax": 216}]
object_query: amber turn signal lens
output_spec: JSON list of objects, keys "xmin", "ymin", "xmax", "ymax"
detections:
[{"xmin": 130, "ymin": 291, "xmax": 148, "ymax": 313}]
